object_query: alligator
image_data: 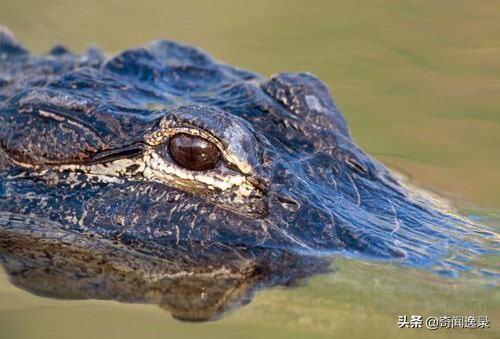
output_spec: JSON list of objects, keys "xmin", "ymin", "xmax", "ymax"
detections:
[{"xmin": 0, "ymin": 27, "xmax": 495, "ymax": 321}]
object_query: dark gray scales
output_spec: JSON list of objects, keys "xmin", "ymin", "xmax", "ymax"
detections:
[{"xmin": 0, "ymin": 27, "xmax": 496, "ymax": 321}]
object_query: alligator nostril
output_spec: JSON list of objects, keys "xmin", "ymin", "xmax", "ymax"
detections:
[
  {"xmin": 346, "ymin": 157, "xmax": 368, "ymax": 175},
  {"xmin": 274, "ymin": 193, "xmax": 300, "ymax": 211}
]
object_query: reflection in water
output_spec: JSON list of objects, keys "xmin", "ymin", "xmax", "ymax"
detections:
[
  {"xmin": 0, "ymin": 213, "xmax": 329, "ymax": 321},
  {"xmin": 0, "ymin": 2, "xmax": 499, "ymax": 337}
]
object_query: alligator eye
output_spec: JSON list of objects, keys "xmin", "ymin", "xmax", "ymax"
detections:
[{"xmin": 168, "ymin": 133, "xmax": 221, "ymax": 171}]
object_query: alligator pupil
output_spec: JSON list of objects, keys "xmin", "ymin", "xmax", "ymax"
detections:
[{"xmin": 168, "ymin": 133, "xmax": 221, "ymax": 171}]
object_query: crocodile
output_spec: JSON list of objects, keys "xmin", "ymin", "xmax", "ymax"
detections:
[{"xmin": 0, "ymin": 27, "xmax": 495, "ymax": 321}]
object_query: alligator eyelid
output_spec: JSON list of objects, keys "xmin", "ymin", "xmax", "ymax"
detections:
[{"xmin": 162, "ymin": 125, "xmax": 254, "ymax": 175}]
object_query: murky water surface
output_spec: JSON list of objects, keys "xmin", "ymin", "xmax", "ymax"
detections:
[{"xmin": 0, "ymin": 1, "xmax": 498, "ymax": 338}]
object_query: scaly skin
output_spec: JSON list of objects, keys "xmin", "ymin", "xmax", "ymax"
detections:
[{"xmin": 0, "ymin": 27, "xmax": 496, "ymax": 321}]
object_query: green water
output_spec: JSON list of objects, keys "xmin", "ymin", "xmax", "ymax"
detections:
[{"xmin": 0, "ymin": 1, "xmax": 498, "ymax": 338}]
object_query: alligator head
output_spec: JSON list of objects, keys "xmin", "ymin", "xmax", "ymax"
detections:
[{"xmin": 0, "ymin": 27, "xmax": 496, "ymax": 320}]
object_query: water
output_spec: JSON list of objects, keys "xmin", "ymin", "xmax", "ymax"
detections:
[{"xmin": 0, "ymin": 0, "xmax": 498, "ymax": 338}]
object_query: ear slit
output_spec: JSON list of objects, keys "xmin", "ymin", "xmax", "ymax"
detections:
[{"xmin": 88, "ymin": 142, "xmax": 148, "ymax": 165}]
